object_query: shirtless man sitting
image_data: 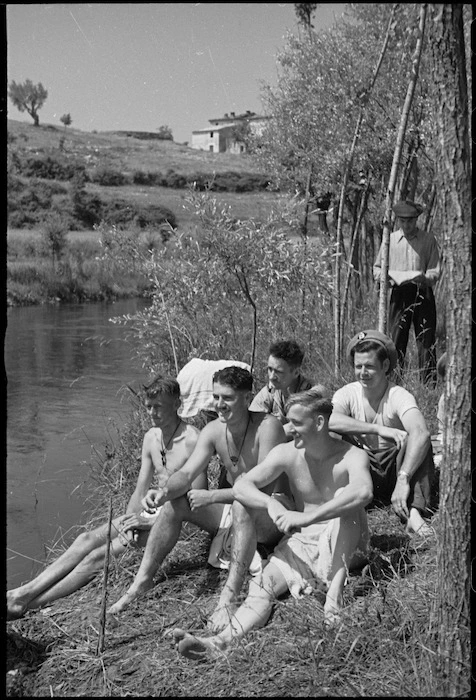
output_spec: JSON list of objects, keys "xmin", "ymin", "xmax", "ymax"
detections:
[
  {"xmin": 7, "ymin": 376, "xmax": 204, "ymax": 621},
  {"xmin": 108, "ymin": 366, "xmax": 290, "ymax": 633},
  {"xmin": 173, "ymin": 385, "xmax": 372, "ymax": 660}
]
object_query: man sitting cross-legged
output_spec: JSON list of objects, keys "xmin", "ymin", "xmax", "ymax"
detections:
[
  {"xmin": 174, "ymin": 386, "xmax": 372, "ymax": 661},
  {"xmin": 7, "ymin": 376, "xmax": 205, "ymax": 621},
  {"xmin": 108, "ymin": 366, "xmax": 290, "ymax": 633}
]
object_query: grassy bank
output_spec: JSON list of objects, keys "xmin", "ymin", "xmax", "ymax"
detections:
[{"xmin": 6, "ymin": 372, "xmax": 461, "ymax": 697}]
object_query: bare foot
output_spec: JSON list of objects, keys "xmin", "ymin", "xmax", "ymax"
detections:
[
  {"xmin": 405, "ymin": 509, "xmax": 433, "ymax": 537},
  {"xmin": 173, "ymin": 628, "xmax": 227, "ymax": 660},
  {"xmin": 323, "ymin": 603, "xmax": 342, "ymax": 628},
  {"xmin": 207, "ymin": 601, "xmax": 238, "ymax": 633},
  {"xmin": 107, "ymin": 580, "xmax": 154, "ymax": 614},
  {"xmin": 7, "ymin": 592, "xmax": 28, "ymax": 621}
]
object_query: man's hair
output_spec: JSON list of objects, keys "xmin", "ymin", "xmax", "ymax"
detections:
[
  {"xmin": 285, "ymin": 384, "xmax": 333, "ymax": 417},
  {"xmin": 213, "ymin": 366, "xmax": 253, "ymax": 392},
  {"xmin": 350, "ymin": 340, "xmax": 388, "ymax": 366},
  {"xmin": 142, "ymin": 376, "xmax": 181, "ymax": 400},
  {"xmin": 269, "ymin": 340, "xmax": 304, "ymax": 368}
]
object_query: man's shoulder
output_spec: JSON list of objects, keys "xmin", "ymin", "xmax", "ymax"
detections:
[{"xmin": 332, "ymin": 381, "xmax": 360, "ymax": 398}]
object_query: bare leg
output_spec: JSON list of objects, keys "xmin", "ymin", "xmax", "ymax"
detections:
[
  {"xmin": 175, "ymin": 561, "xmax": 288, "ymax": 660},
  {"xmin": 7, "ymin": 517, "xmax": 126, "ymax": 620},
  {"xmin": 324, "ymin": 510, "xmax": 367, "ymax": 625},
  {"xmin": 108, "ymin": 497, "xmax": 223, "ymax": 615},
  {"xmin": 208, "ymin": 501, "xmax": 281, "ymax": 633}
]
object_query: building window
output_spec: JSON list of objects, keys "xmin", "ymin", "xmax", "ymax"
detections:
[
  {"xmin": 210, "ymin": 131, "xmax": 214, "ymax": 137},
  {"xmin": 209, "ymin": 145, "xmax": 214, "ymax": 152}
]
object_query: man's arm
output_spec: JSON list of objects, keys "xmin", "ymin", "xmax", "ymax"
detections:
[
  {"xmin": 233, "ymin": 443, "xmax": 287, "ymax": 509},
  {"xmin": 328, "ymin": 410, "xmax": 407, "ymax": 450},
  {"xmin": 397, "ymin": 407, "xmax": 431, "ymax": 480},
  {"xmin": 125, "ymin": 431, "xmax": 156, "ymax": 514},
  {"xmin": 143, "ymin": 424, "xmax": 216, "ymax": 510}
]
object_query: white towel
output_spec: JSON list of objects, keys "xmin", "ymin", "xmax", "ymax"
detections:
[{"xmin": 177, "ymin": 358, "xmax": 251, "ymax": 418}]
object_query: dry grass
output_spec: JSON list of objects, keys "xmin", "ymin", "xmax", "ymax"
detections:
[
  {"xmin": 7, "ymin": 502, "xmax": 459, "ymax": 697},
  {"xmin": 8, "ymin": 119, "xmax": 266, "ymax": 177}
]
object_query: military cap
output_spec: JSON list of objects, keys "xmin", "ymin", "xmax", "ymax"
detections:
[
  {"xmin": 392, "ymin": 199, "xmax": 424, "ymax": 218},
  {"xmin": 346, "ymin": 329, "xmax": 398, "ymax": 371}
]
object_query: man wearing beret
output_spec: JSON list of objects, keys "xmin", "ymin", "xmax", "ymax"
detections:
[
  {"xmin": 329, "ymin": 329, "xmax": 435, "ymax": 536},
  {"xmin": 373, "ymin": 199, "xmax": 441, "ymax": 386}
]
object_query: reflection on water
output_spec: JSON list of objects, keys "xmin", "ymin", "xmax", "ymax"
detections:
[{"xmin": 6, "ymin": 298, "xmax": 150, "ymax": 588}]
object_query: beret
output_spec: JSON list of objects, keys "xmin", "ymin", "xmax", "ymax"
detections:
[
  {"xmin": 392, "ymin": 199, "xmax": 424, "ymax": 218},
  {"xmin": 346, "ymin": 329, "xmax": 398, "ymax": 371}
]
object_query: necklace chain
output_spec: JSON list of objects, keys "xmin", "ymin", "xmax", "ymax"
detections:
[
  {"xmin": 226, "ymin": 415, "xmax": 251, "ymax": 465},
  {"xmin": 160, "ymin": 420, "xmax": 182, "ymax": 468}
]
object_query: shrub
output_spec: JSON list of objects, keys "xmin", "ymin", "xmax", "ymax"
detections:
[
  {"xmin": 89, "ymin": 167, "xmax": 128, "ymax": 186},
  {"xmin": 20, "ymin": 154, "xmax": 87, "ymax": 180}
]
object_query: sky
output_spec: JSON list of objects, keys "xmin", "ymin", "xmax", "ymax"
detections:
[{"xmin": 6, "ymin": 3, "xmax": 347, "ymax": 143}]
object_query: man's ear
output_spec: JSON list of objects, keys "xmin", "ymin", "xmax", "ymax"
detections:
[
  {"xmin": 383, "ymin": 358, "xmax": 391, "ymax": 374},
  {"xmin": 316, "ymin": 414, "xmax": 325, "ymax": 431}
]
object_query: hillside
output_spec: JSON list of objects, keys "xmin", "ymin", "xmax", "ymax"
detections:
[
  {"xmin": 7, "ymin": 119, "xmax": 266, "ymax": 177},
  {"xmin": 7, "ymin": 119, "xmax": 281, "ymax": 233}
]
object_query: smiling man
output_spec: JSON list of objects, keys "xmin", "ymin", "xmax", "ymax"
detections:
[
  {"xmin": 329, "ymin": 329, "xmax": 435, "ymax": 536},
  {"xmin": 108, "ymin": 366, "xmax": 290, "ymax": 632},
  {"xmin": 173, "ymin": 385, "xmax": 372, "ymax": 661},
  {"xmin": 250, "ymin": 340, "xmax": 312, "ymax": 438}
]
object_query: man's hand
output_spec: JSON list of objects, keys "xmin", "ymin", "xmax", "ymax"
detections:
[
  {"xmin": 187, "ymin": 489, "xmax": 214, "ymax": 511},
  {"xmin": 391, "ymin": 479, "xmax": 410, "ymax": 520},
  {"xmin": 268, "ymin": 499, "xmax": 302, "ymax": 535},
  {"xmin": 116, "ymin": 512, "xmax": 156, "ymax": 544},
  {"xmin": 142, "ymin": 487, "xmax": 168, "ymax": 512},
  {"xmin": 378, "ymin": 426, "xmax": 408, "ymax": 450}
]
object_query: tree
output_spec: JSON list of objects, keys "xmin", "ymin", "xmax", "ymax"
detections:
[
  {"xmin": 59, "ymin": 113, "xmax": 72, "ymax": 151},
  {"xmin": 294, "ymin": 3, "xmax": 319, "ymax": 29},
  {"xmin": 428, "ymin": 4, "xmax": 471, "ymax": 693},
  {"xmin": 60, "ymin": 113, "xmax": 72, "ymax": 129},
  {"xmin": 8, "ymin": 79, "xmax": 48, "ymax": 126},
  {"xmin": 156, "ymin": 125, "xmax": 173, "ymax": 141}
]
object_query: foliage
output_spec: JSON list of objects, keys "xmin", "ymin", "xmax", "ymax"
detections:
[
  {"xmin": 105, "ymin": 187, "xmax": 335, "ymax": 376},
  {"xmin": 255, "ymin": 4, "xmax": 436, "ymax": 207},
  {"xmin": 8, "ymin": 79, "xmax": 48, "ymax": 126},
  {"xmin": 294, "ymin": 3, "xmax": 319, "ymax": 29},
  {"xmin": 60, "ymin": 113, "xmax": 72, "ymax": 128},
  {"xmin": 89, "ymin": 166, "xmax": 127, "ymax": 187},
  {"xmin": 156, "ymin": 124, "xmax": 173, "ymax": 140},
  {"xmin": 40, "ymin": 213, "xmax": 68, "ymax": 267}
]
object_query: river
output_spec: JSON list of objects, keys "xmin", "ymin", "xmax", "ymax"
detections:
[{"xmin": 5, "ymin": 298, "xmax": 151, "ymax": 589}]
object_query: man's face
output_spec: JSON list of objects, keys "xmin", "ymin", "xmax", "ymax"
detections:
[
  {"xmin": 212, "ymin": 382, "xmax": 250, "ymax": 423},
  {"xmin": 267, "ymin": 355, "xmax": 299, "ymax": 391},
  {"xmin": 353, "ymin": 350, "xmax": 389, "ymax": 388},
  {"xmin": 286, "ymin": 404, "xmax": 317, "ymax": 447},
  {"xmin": 397, "ymin": 215, "xmax": 418, "ymax": 236},
  {"xmin": 144, "ymin": 393, "xmax": 178, "ymax": 426}
]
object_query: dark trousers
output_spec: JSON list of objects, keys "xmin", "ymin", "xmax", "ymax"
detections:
[
  {"xmin": 389, "ymin": 284, "xmax": 437, "ymax": 386},
  {"xmin": 366, "ymin": 444, "xmax": 435, "ymax": 515},
  {"xmin": 343, "ymin": 437, "xmax": 435, "ymax": 516}
]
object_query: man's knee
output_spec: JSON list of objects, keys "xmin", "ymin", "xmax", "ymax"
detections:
[{"xmin": 164, "ymin": 495, "xmax": 192, "ymax": 521}]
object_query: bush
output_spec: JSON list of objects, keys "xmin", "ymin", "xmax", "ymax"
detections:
[
  {"xmin": 89, "ymin": 167, "xmax": 128, "ymax": 186},
  {"xmin": 101, "ymin": 200, "xmax": 177, "ymax": 229},
  {"xmin": 20, "ymin": 154, "xmax": 87, "ymax": 181}
]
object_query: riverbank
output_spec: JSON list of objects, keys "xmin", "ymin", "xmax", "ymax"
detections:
[{"xmin": 7, "ymin": 505, "xmax": 452, "ymax": 697}]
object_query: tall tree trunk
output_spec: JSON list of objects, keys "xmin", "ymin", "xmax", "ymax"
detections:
[
  {"xmin": 377, "ymin": 4, "xmax": 427, "ymax": 332},
  {"xmin": 428, "ymin": 5, "xmax": 471, "ymax": 693}
]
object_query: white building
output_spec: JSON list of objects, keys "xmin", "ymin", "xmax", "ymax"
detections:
[{"xmin": 191, "ymin": 110, "xmax": 270, "ymax": 153}]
